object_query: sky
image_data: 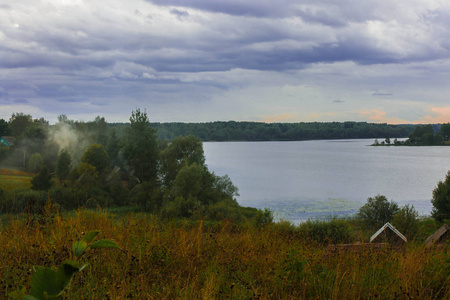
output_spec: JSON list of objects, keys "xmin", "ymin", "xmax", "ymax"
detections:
[{"xmin": 1, "ymin": 0, "xmax": 450, "ymax": 124}]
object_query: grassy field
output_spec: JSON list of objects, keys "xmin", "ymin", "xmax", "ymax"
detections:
[
  {"xmin": 0, "ymin": 168, "xmax": 32, "ymax": 191},
  {"xmin": 1, "ymin": 209, "xmax": 449, "ymax": 299}
]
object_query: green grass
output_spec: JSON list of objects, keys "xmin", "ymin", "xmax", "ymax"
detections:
[{"xmin": 0, "ymin": 168, "xmax": 32, "ymax": 191}]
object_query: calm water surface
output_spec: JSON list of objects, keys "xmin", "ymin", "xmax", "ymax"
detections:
[{"xmin": 204, "ymin": 139, "xmax": 450, "ymax": 223}]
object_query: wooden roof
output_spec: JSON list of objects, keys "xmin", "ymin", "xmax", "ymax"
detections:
[
  {"xmin": 370, "ymin": 222, "xmax": 407, "ymax": 244},
  {"xmin": 425, "ymin": 224, "xmax": 450, "ymax": 246}
]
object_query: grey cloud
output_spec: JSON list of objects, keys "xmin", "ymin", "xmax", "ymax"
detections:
[
  {"xmin": 372, "ymin": 92, "xmax": 393, "ymax": 96},
  {"xmin": 170, "ymin": 8, "xmax": 190, "ymax": 19},
  {"xmin": 13, "ymin": 99, "xmax": 29, "ymax": 104},
  {"xmin": 0, "ymin": 88, "xmax": 8, "ymax": 97},
  {"xmin": 148, "ymin": 0, "xmax": 293, "ymax": 17}
]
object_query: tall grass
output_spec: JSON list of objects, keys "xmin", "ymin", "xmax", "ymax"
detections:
[{"xmin": 1, "ymin": 209, "xmax": 449, "ymax": 299}]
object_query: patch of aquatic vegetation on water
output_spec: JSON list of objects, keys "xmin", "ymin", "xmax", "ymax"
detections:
[{"xmin": 247, "ymin": 197, "xmax": 361, "ymax": 223}]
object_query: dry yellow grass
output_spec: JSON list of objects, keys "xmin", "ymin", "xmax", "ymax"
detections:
[{"xmin": 1, "ymin": 209, "xmax": 449, "ymax": 299}]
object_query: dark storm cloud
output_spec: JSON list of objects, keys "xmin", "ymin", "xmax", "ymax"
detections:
[
  {"xmin": 148, "ymin": 0, "xmax": 292, "ymax": 17},
  {"xmin": 2, "ymin": 0, "xmax": 450, "ymax": 123}
]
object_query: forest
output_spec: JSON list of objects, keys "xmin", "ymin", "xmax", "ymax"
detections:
[{"xmin": 117, "ymin": 121, "xmax": 416, "ymax": 142}]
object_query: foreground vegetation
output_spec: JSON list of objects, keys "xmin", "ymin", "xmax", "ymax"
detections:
[{"xmin": 1, "ymin": 209, "xmax": 449, "ymax": 299}]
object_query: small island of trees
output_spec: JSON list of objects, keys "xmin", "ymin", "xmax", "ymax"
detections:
[{"xmin": 374, "ymin": 123, "xmax": 450, "ymax": 146}]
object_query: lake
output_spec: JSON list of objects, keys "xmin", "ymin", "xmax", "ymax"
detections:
[{"xmin": 203, "ymin": 139, "xmax": 450, "ymax": 223}]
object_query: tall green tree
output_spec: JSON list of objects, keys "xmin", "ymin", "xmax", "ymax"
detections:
[
  {"xmin": 86, "ymin": 116, "xmax": 109, "ymax": 145},
  {"xmin": 56, "ymin": 149, "xmax": 72, "ymax": 182},
  {"xmin": 123, "ymin": 109, "xmax": 159, "ymax": 183},
  {"xmin": 9, "ymin": 113, "xmax": 34, "ymax": 137},
  {"xmin": 81, "ymin": 144, "xmax": 110, "ymax": 175},
  {"xmin": 431, "ymin": 171, "xmax": 450, "ymax": 222},
  {"xmin": 31, "ymin": 167, "xmax": 52, "ymax": 191},
  {"xmin": 161, "ymin": 135, "xmax": 205, "ymax": 186},
  {"xmin": 357, "ymin": 195, "xmax": 399, "ymax": 229},
  {"xmin": 0, "ymin": 118, "xmax": 11, "ymax": 136},
  {"xmin": 28, "ymin": 153, "xmax": 44, "ymax": 173},
  {"xmin": 439, "ymin": 123, "xmax": 450, "ymax": 141}
]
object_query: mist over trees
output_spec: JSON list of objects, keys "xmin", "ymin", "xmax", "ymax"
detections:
[{"xmin": 0, "ymin": 110, "xmax": 269, "ymax": 223}]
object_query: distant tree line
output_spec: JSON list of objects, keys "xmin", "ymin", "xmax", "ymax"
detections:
[{"xmin": 108, "ymin": 121, "xmax": 416, "ymax": 142}]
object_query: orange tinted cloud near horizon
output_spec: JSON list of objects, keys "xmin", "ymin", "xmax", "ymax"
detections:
[
  {"xmin": 356, "ymin": 109, "xmax": 409, "ymax": 124},
  {"xmin": 357, "ymin": 107, "xmax": 450, "ymax": 124},
  {"xmin": 419, "ymin": 106, "xmax": 450, "ymax": 124},
  {"xmin": 263, "ymin": 113, "xmax": 297, "ymax": 123}
]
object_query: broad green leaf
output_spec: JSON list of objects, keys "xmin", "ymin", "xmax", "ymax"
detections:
[
  {"xmin": 29, "ymin": 266, "xmax": 62, "ymax": 300},
  {"xmin": 23, "ymin": 296, "xmax": 39, "ymax": 300},
  {"xmin": 72, "ymin": 240, "xmax": 88, "ymax": 257},
  {"xmin": 90, "ymin": 239, "xmax": 120, "ymax": 249},
  {"xmin": 55, "ymin": 261, "xmax": 82, "ymax": 296},
  {"xmin": 83, "ymin": 230, "xmax": 100, "ymax": 243}
]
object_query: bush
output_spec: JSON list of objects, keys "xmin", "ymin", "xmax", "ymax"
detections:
[
  {"xmin": 0, "ymin": 190, "xmax": 47, "ymax": 214},
  {"xmin": 49, "ymin": 186, "xmax": 86, "ymax": 210},
  {"xmin": 357, "ymin": 195, "xmax": 399, "ymax": 229},
  {"xmin": 298, "ymin": 218, "xmax": 351, "ymax": 244},
  {"xmin": 30, "ymin": 167, "xmax": 52, "ymax": 191},
  {"xmin": 391, "ymin": 204, "xmax": 419, "ymax": 240},
  {"xmin": 431, "ymin": 171, "xmax": 450, "ymax": 222},
  {"xmin": 161, "ymin": 196, "xmax": 204, "ymax": 219},
  {"xmin": 206, "ymin": 198, "xmax": 243, "ymax": 222},
  {"xmin": 253, "ymin": 208, "xmax": 274, "ymax": 227}
]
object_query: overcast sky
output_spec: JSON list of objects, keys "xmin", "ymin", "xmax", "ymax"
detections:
[{"xmin": 1, "ymin": 0, "xmax": 450, "ymax": 124}]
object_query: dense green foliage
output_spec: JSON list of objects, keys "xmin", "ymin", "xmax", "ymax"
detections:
[
  {"xmin": 55, "ymin": 149, "xmax": 72, "ymax": 182},
  {"xmin": 0, "ymin": 110, "xmax": 268, "ymax": 224},
  {"xmin": 122, "ymin": 109, "xmax": 159, "ymax": 183},
  {"xmin": 431, "ymin": 171, "xmax": 450, "ymax": 222},
  {"xmin": 0, "ymin": 118, "xmax": 11, "ymax": 136},
  {"xmin": 391, "ymin": 204, "xmax": 419, "ymax": 239},
  {"xmin": 357, "ymin": 195, "xmax": 400, "ymax": 229},
  {"xmin": 30, "ymin": 167, "xmax": 52, "ymax": 191},
  {"xmin": 146, "ymin": 121, "xmax": 415, "ymax": 141}
]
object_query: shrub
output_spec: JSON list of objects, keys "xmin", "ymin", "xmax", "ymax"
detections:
[
  {"xmin": 161, "ymin": 196, "xmax": 204, "ymax": 219},
  {"xmin": 206, "ymin": 199, "xmax": 243, "ymax": 222},
  {"xmin": 298, "ymin": 217, "xmax": 351, "ymax": 244},
  {"xmin": 431, "ymin": 171, "xmax": 450, "ymax": 222},
  {"xmin": 357, "ymin": 195, "xmax": 399, "ymax": 229},
  {"xmin": 30, "ymin": 167, "xmax": 52, "ymax": 191},
  {"xmin": 49, "ymin": 186, "xmax": 86, "ymax": 210},
  {"xmin": 253, "ymin": 208, "xmax": 274, "ymax": 227},
  {"xmin": 0, "ymin": 189, "xmax": 47, "ymax": 214},
  {"xmin": 391, "ymin": 204, "xmax": 419, "ymax": 240}
]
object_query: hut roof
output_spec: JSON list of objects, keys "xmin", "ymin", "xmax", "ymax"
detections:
[
  {"xmin": 425, "ymin": 224, "xmax": 450, "ymax": 246},
  {"xmin": 0, "ymin": 136, "xmax": 15, "ymax": 146},
  {"xmin": 370, "ymin": 222, "xmax": 407, "ymax": 244}
]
